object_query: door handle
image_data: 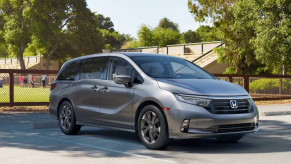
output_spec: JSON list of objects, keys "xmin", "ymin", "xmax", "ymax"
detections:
[
  {"xmin": 101, "ymin": 86, "xmax": 109, "ymax": 93},
  {"xmin": 91, "ymin": 85, "xmax": 99, "ymax": 91}
]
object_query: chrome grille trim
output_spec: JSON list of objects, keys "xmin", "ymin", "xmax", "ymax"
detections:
[{"xmin": 207, "ymin": 99, "xmax": 253, "ymax": 114}]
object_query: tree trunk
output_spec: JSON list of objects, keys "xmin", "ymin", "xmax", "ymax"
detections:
[
  {"xmin": 18, "ymin": 42, "xmax": 26, "ymax": 70},
  {"xmin": 45, "ymin": 42, "xmax": 59, "ymax": 70}
]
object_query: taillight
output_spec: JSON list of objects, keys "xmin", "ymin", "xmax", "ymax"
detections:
[{"xmin": 50, "ymin": 84, "xmax": 57, "ymax": 91}]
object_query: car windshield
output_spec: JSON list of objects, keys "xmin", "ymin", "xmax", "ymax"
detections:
[{"xmin": 130, "ymin": 56, "xmax": 215, "ymax": 79}]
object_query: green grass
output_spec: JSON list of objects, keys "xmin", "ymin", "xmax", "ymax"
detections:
[{"xmin": 0, "ymin": 85, "xmax": 50, "ymax": 103}]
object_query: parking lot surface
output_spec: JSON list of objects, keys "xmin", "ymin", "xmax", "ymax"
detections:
[{"xmin": 0, "ymin": 106, "xmax": 291, "ymax": 164}]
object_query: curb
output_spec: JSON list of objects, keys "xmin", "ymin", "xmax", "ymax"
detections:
[
  {"xmin": 31, "ymin": 122, "xmax": 59, "ymax": 129},
  {"xmin": 261, "ymin": 111, "xmax": 291, "ymax": 116}
]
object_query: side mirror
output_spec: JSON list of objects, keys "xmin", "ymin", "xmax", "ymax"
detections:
[{"xmin": 114, "ymin": 74, "xmax": 131, "ymax": 85}]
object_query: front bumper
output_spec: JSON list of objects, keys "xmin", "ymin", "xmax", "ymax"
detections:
[{"xmin": 165, "ymin": 98, "xmax": 259, "ymax": 139}]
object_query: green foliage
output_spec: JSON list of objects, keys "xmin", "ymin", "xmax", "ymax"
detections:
[
  {"xmin": 182, "ymin": 30, "xmax": 201, "ymax": 43},
  {"xmin": 0, "ymin": 0, "xmax": 32, "ymax": 69},
  {"xmin": 196, "ymin": 25, "xmax": 221, "ymax": 42},
  {"xmin": 26, "ymin": 0, "xmax": 104, "ymax": 69},
  {"xmin": 152, "ymin": 27, "xmax": 181, "ymax": 47},
  {"xmin": 124, "ymin": 24, "xmax": 182, "ymax": 48},
  {"xmin": 157, "ymin": 17, "xmax": 179, "ymax": 31},
  {"xmin": 188, "ymin": 0, "xmax": 291, "ymax": 75},
  {"xmin": 121, "ymin": 39, "xmax": 140, "ymax": 49},
  {"xmin": 250, "ymin": 79, "xmax": 291, "ymax": 94},
  {"xmin": 101, "ymin": 29, "xmax": 132, "ymax": 49},
  {"xmin": 0, "ymin": 43, "xmax": 9, "ymax": 58},
  {"xmin": 94, "ymin": 13, "xmax": 115, "ymax": 32}
]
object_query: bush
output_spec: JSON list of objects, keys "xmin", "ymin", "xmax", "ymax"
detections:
[{"xmin": 249, "ymin": 79, "xmax": 291, "ymax": 94}]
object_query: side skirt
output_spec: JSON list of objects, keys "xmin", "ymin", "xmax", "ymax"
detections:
[{"xmin": 76, "ymin": 121, "xmax": 135, "ymax": 133}]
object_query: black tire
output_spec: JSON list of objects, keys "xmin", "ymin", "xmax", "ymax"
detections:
[
  {"xmin": 137, "ymin": 105, "xmax": 171, "ymax": 150},
  {"xmin": 58, "ymin": 101, "xmax": 81, "ymax": 135},
  {"xmin": 216, "ymin": 134, "xmax": 244, "ymax": 143}
]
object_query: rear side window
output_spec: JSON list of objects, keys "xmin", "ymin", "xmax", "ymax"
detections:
[
  {"xmin": 57, "ymin": 61, "xmax": 81, "ymax": 81},
  {"xmin": 80, "ymin": 57, "xmax": 109, "ymax": 80}
]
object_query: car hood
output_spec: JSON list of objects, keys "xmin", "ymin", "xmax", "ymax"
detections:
[{"xmin": 156, "ymin": 78, "xmax": 248, "ymax": 96}]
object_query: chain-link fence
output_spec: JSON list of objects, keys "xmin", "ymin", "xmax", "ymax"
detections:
[
  {"xmin": 0, "ymin": 73, "xmax": 9, "ymax": 102},
  {"xmin": 0, "ymin": 69, "xmax": 58, "ymax": 106},
  {"xmin": 13, "ymin": 73, "xmax": 57, "ymax": 102}
]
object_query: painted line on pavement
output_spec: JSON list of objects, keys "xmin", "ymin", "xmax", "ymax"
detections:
[{"xmin": 12, "ymin": 130, "xmax": 176, "ymax": 164}]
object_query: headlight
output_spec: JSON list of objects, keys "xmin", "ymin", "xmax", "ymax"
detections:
[
  {"xmin": 176, "ymin": 94, "xmax": 212, "ymax": 107},
  {"xmin": 247, "ymin": 98, "xmax": 253, "ymax": 106}
]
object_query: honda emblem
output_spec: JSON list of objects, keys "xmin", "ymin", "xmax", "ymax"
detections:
[{"xmin": 230, "ymin": 100, "xmax": 238, "ymax": 109}]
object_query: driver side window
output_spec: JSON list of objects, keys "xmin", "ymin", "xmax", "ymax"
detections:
[
  {"xmin": 108, "ymin": 57, "xmax": 144, "ymax": 84},
  {"xmin": 108, "ymin": 57, "xmax": 133, "ymax": 80}
]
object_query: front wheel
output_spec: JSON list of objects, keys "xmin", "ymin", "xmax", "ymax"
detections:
[
  {"xmin": 59, "ymin": 101, "xmax": 81, "ymax": 135},
  {"xmin": 137, "ymin": 105, "xmax": 171, "ymax": 150},
  {"xmin": 216, "ymin": 134, "xmax": 244, "ymax": 143}
]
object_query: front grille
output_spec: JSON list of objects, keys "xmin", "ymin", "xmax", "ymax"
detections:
[
  {"xmin": 207, "ymin": 123, "xmax": 256, "ymax": 133},
  {"xmin": 207, "ymin": 99, "xmax": 252, "ymax": 114}
]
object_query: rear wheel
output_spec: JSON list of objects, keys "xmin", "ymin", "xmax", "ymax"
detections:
[
  {"xmin": 59, "ymin": 101, "xmax": 81, "ymax": 135},
  {"xmin": 216, "ymin": 134, "xmax": 244, "ymax": 143},
  {"xmin": 137, "ymin": 105, "xmax": 171, "ymax": 150}
]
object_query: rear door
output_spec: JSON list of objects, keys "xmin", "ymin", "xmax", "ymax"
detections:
[{"xmin": 71, "ymin": 56, "xmax": 109, "ymax": 124}]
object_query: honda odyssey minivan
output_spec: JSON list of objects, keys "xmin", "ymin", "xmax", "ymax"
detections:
[{"xmin": 49, "ymin": 52, "xmax": 259, "ymax": 150}]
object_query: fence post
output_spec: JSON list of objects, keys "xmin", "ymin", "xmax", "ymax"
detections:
[
  {"xmin": 243, "ymin": 76, "xmax": 249, "ymax": 93},
  {"xmin": 228, "ymin": 76, "xmax": 233, "ymax": 82},
  {"xmin": 9, "ymin": 72, "xmax": 14, "ymax": 107},
  {"xmin": 279, "ymin": 78, "xmax": 282, "ymax": 95}
]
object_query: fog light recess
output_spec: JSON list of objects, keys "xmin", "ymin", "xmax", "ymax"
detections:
[
  {"xmin": 256, "ymin": 115, "xmax": 259, "ymax": 127},
  {"xmin": 181, "ymin": 119, "xmax": 190, "ymax": 132}
]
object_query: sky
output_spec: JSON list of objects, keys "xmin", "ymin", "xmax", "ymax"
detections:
[{"xmin": 86, "ymin": 0, "xmax": 211, "ymax": 38}]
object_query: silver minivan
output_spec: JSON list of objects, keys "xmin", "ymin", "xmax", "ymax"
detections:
[{"xmin": 49, "ymin": 53, "xmax": 259, "ymax": 150}]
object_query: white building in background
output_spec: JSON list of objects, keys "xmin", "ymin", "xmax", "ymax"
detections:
[{"xmin": 0, "ymin": 55, "xmax": 59, "ymax": 70}]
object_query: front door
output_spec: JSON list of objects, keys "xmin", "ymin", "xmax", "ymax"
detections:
[
  {"xmin": 72, "ymin": 56, "xmax": 109, "ymax": 124},
  {"xmin": 98, "ymin": 57, "xmax": 134, "ymax": 129}
]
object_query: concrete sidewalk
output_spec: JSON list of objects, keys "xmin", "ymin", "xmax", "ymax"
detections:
[{"xmin": 257, "ymin": 104, "xmax": 291, "ymax": 116}]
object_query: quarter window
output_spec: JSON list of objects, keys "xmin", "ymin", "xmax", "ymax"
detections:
[
  {"xmin": 57, "ymin": 61, "xmax": 81, "ymax": 81},
  {"xmin": 80, "ymin": 57, "xmax": 109, "ymax": 80}
]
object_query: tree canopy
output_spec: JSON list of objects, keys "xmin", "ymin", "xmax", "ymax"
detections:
[
  {"xmin": 0, "ymin": 0, "xmax": 32, "ymax": 69},
  {"xmin": 188, "ymin": 0, "xmax": 291, "ymax": 75},
  {"xmin": 0, "ymin": 0, "xmax": 131, "ymax": 70},
  {"xmin": 157, "ymin": 17, "xmax": 179, "ymax": 31},
  {"xmin": 123, "ymin": 24, "xmax": 181, "ymax": 49},
  {"xmin": 94, "ymin": 13, "xmax": 115, "ymax": 32}
]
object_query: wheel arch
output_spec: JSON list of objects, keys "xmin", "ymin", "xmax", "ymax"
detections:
[
  {"xmin": 134, "ymin": 100, "xmax": 169, "ymax": 133},
  {"xmin": 57, "ymin": 97, "xmax": 73, "ymax": 120}
]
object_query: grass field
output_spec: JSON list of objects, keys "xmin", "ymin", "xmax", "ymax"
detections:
[{"xmin": 0, "ymin": 85, "xmax": 50, "ymax": 102}]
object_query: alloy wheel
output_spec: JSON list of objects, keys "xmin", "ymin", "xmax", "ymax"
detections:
[
  {"xmin": 60, "ymin": 105, "xmax": 72, "ymax": 130},
  {"xmin": 141, "ymin": 111, "xmax": 161, "ymax": 144}
]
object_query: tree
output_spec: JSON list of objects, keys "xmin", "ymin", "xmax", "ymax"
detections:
[
  {"xmin": 101, "ymin": 29, "xmax": 133, "ymax": 49},
  {"xmin": 238, "ymin": 0, "xmax": 291, "ymax": 75},
  {"xmin": 182, "ymin": 30, "xmax": 201, "ymax": 43},
  {"xmin": 137, "ymin": 25, "xmax": 181, "ymax": 47},
  {"xmin": 94, "ymin": 13, "xmax": 115, "ymax": 32},
  {"xmin": 196, "ymin": 25, "xmax": 221, "ymax": 42},
  {"xmin": 27, "ymin": 0, "xmax": 103, "ymax": 70},
  {"xmin": 157, "ymin": 17, "xmax": 179, "ymax": 31},
  {"xmin": 0, "ymin": 0, "xmax": 32, "ymax": 69},
  {"xmin": 188, "ymin": 0, "xmax": 262, "ymax": 74}
]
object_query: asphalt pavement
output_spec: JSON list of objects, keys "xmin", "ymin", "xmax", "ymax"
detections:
[{"xmin": 0, "ymin": 105, "xmax": 291, "ymax": 164}]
